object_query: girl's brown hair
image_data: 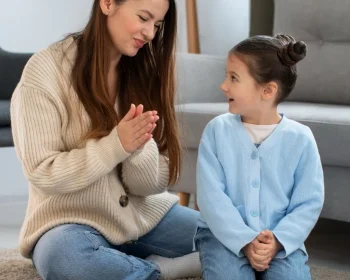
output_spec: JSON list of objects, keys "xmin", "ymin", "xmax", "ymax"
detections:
[
  {"xmin": 67, "ymin": 0, "xmax": 180, "ymax": 185},
  {"xmin": 231, "ymin": 34, "xmax": 307, "ymax": 104}
]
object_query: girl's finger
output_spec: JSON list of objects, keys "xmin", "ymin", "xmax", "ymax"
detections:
[
  {"xmin": 255, "ymin": 249, "xmax": 269, "ymax": 256},
  {"xmin": 252, "ymin": 261, "xmax": 269, "ymax": 271},
  {"xmin": 252, "ymin": 239, "xmax": 269, "ymax": 250},
  {"xmin": 257, "ymin": 234, "xmax": 271, "ymax": 244},
  {"xmin": 252, "ymin": 252, "xmax": 270, "ymax": 263}
]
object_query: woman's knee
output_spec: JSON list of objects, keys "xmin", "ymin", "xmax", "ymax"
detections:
[
  {"xmin": 137, "ymin": 204, "xmax": 199, "ymax": 257},
  {"xmin": 167, "ymin": 204, "xmax": 199, "ymax": 228},
  {"xmin": 32, "ymin": 224, "xmax": 108, "ymax": 279}
]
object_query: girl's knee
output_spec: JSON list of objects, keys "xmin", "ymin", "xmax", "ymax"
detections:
[{"xmin": 265, "ymin": 251, "xmax": 311, "ymax": 280}]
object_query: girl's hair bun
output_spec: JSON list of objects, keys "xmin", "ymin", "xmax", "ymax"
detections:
[{"xmin": 276, "ymin": 34, "xmax": 307, "ymax": 67}]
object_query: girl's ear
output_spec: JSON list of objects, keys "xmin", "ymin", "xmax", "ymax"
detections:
[{"xmin": 262, "ymin": 81, "xmax": 278, "ymax": 101}]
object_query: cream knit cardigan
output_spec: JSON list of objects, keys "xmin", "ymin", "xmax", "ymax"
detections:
[{"xmin": 10, "ymin": 38, "xmax": 178, "ymax": 258}]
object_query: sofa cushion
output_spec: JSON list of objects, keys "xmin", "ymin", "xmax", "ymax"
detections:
[
  {"xmin": 176, "ymin": 101, "xmax": 350, "ymax": 168},
  {"xmin": 0, "ymin": 100, "xmax": 10, "ymax": 126},
  {"xmin": 274, "ymin": 0, "xmax": 350, "ymax": 105}
]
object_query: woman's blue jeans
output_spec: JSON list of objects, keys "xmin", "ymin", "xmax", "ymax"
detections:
[{"xmin": 32, "ymin": 204, "xmax": 199, "ymax": 280}]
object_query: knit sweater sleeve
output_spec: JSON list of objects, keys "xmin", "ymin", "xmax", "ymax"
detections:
[
  {"xmin": 121, "ymin": 138, "xmax": 170, "ymax": 196},
  {"xmin": 272, "ymin": 128, "xmax": 324, "ymax": 258},
  {"xmin": 11, "ymin": 85, "xmax": 130, "ymax": 196},
  {"xmin": 197, "ymin": 122, "xmax": 259, "ymax": 257}
]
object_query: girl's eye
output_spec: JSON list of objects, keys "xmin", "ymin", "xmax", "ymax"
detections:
[
  {"xmin": 139, "ymin": 16, "xmax": 148, "ymax": 22},
  {"xmin": 231, "ymin": 76, "xmax": 236, "ymax": 81}
]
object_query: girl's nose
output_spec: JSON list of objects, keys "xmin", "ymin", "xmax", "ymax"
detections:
[{"xmin": 220, "ymin": 81, "xmax": 227, "ymax": 92}]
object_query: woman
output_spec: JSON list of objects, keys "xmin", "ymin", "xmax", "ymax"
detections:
[{"xmin": 11, "ymin": 0, "xmax": 200, "ymax": 279}]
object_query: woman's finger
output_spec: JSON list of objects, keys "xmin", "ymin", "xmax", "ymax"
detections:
[
  {"xmin": 135, "ymin": 104, "xmax": 144, "ymax": 117},
  {"xmin": 134, "ymin": 132, "xmax": 152, "ymax": 148},
  {"xmin": 120, "ymin": 104, "xmax": 136, "ymax": 122},
  {"xmin": 135, "ymin": 123, "xmax": 153, "ymax": 139},
  {"xmin": 130, "ymin": 111, "xmax": 154, "ymax": 127},
  {"xmin": 149, "ymin": 123, "xmax": 157, "ymax": 134},
  {"xmin": 133, "ymin": 114, "xmax": 159, "ymax": 133}
]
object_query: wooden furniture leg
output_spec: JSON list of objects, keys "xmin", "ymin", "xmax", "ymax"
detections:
[
  {"xmin": 178, "ymin": 192, "xmax": 190, "ymax": 207},
  {"xmin": 177, "ymin": 0, "xmax": 200, "ymax": 209},
  {"xmin": 186, "ymin": 0, "xmax": 200, "ymax": 53}
]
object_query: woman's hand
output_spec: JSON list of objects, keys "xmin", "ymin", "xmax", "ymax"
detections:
[
  {"xmin": 133, "ymin": 104, "xmax": 158, "ymax": 150},
  {"xmin": 117, "ymin": 104, "xmax": 159, "ymax": 153}
]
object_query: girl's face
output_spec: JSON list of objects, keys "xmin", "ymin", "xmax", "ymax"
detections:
[
  {"xmin": 220, "ymin": 54, "xmax": 265, "ymax": 117},
  {"xmin": 101, "ymin": 0, "xmax": 169, "ymax": 58}
]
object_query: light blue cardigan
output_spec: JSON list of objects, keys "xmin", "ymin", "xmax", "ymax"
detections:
[{"xmin": 196, "ymin": 113, "xmax": 324, "ymax": 258}]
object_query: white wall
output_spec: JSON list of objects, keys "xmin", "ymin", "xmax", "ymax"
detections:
[
  {"xmin": 0, "ymin": 0, "xmax": 247, "ymax": 55},
  {"xmin": 176, "ymin": 0, "xmax": 188, "ymax": 53},
  {"xmin": 0, "ymin": 0, "xmax": 94, "ymax": 53},
  {"xmin": 197, "ymin": 0, "xmax": 250, "ymax": 56},
  {"xmin": 0, "ymin": 0, "xmax": 188, "ymax": 53}
]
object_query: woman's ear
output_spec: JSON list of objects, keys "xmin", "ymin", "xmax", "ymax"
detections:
[
  {"xmin": 100, "ymin": 0, "xmax": 112, "ymax": 15},
  {"xmin": 262, "ymin": 81, "xmax": 278, "ymax": 101}
]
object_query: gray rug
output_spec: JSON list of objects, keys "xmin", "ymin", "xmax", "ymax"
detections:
[{"xmin": 1, "ymin": 248, "xmax": 349, "ymax": 280}]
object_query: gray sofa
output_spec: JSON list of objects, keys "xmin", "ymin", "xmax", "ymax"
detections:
[
  {"xmin": 0, "ymin": 48, "xmax": 32, "ymax": 147},
  {"xmin": 174, "ymin": 0, "xmax": 350, "ymax": 223}
]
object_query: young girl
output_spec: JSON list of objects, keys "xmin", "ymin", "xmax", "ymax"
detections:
[
  {"xmin": 11, "ymin": 0, "xmax": 200, "ymax": 279},
  {"xmin": 195, "ymin": 34, "xmax": 324, "ymax": 280}
]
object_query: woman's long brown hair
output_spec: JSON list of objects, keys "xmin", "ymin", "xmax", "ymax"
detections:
[{"xmin": 67, "ymin": 0, "xmax": 180, "ymax": 185}]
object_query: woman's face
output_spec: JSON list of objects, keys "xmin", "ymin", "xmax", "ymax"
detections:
[{"xmin": 100, "ymin": 0, "xmax": 169, "ymax": 58}]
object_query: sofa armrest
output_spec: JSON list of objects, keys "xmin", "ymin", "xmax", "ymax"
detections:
[
  {"xmin": 0, "ymin": 47, "xmax": 33, "ymax": 100},
  {"xmin": 0, "ymin": 127, "xmax": 13, "ymax": 147}
]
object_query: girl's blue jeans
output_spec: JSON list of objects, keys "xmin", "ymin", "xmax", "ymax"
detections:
[{"xmin": 195, "ymin": 227, "xmax": 311, "ymax": 280}]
